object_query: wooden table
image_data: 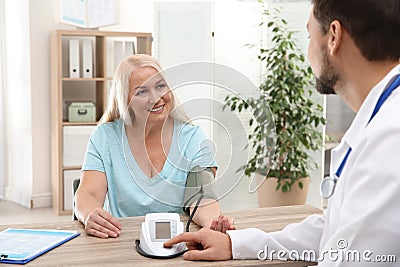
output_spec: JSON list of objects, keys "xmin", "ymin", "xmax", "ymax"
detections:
[{"xmin": 0, "ymin": 205, "xmax": 321, "ymax": 266}]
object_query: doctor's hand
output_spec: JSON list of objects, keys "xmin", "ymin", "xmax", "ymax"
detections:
[
  {"xmin": 84, "ymin": 207, "xmax": 122, "ymax": 239},
  {"xmin": 205, "ymin": 215, "xmax": 235, "ymax": 233},
  {"xmin": 164, "ymin": 228, "xmax": 233, "ymax": 261}
]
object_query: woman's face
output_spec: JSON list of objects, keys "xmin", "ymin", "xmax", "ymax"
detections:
[{"xmin": 128, "ymin": 66, "xmax": 172, "ymax": 125}]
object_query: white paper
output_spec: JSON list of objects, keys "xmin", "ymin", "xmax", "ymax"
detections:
[
  {"xmin": 61, "ymin": 0, "xmax": 118, "ymax": 28},
  {"xmin": 87, "ymin": 0, "xmax": 118, "ymax": 28},
  {"xmin": 61, "ymin": 0, "xmax": 86, "ymax": 27},
  {"xmin": 0, "ymin": 229, "xmax": 79, "ymax": 262}
]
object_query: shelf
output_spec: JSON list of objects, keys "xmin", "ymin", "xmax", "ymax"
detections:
[
  {"xmin": 51, "ymin": 29, "xmax": 152, "ymax": 215},
  {"xmin": 63, "ymin": 166, "xmax": 82, "ymax": 171},
  {"xmin": 63, "ymin": 121, "xmax": 98, "ymax": 126},
  {"xmin": 62, "ymin": 77, "xmax": 107, "ymax": 81},
  {"xmin": 59, "ymin": 210, "xmax": 72, "ymax": 216},
  {"xmin": 57, "ymin": 29, "xmax": 153, "ymax": 38}
]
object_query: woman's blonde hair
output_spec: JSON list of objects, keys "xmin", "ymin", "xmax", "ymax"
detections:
[{"xmin": 99, "ymin": 54, "xmax": 189, "ymax": 125}]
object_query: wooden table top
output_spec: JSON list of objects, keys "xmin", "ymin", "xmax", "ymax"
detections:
[{"xmin": 0, "ymin": 205, "xmax": 322, "ymax": 266}]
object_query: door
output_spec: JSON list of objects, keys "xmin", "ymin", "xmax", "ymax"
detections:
[{"xmin": 154, "ymin": 1, "xmax": 214, "ymax": 138}]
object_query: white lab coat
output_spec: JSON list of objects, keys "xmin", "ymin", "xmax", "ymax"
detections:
[{"xmin": 227, "ymin": 64, "xmax": 400, "ymax": 266}]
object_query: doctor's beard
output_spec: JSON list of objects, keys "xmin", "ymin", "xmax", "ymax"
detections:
[{"xmin": 315, "ymin": 50, "xmax": 339, "ymax": 95}]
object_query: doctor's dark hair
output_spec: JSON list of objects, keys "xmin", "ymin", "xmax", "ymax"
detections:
[{"xmin": 311, "ymin": 0, "xmax": 400, "ymax": 61}]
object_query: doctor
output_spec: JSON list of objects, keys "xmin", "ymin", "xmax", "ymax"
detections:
[{"xmin": 164, "ymin": 0, "xmax": 400, "ymax": 265}]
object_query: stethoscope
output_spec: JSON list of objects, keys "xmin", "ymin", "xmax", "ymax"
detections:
[{"xmin": 320, "ymin": 74, "xmax": 400, "ymax": 199}]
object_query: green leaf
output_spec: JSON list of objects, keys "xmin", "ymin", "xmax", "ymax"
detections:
[
  {"xmin": 298, "ymin": 182, "xmax": 303, "ymax": 189},
  {"xmin": 222, "ymin": 5, "xmax": 326, "ymax": 193}
]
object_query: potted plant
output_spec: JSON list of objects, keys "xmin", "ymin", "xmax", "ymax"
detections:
[{"xmin": 224, "ymin": 7, "xmax": 325, "ymax": 207}]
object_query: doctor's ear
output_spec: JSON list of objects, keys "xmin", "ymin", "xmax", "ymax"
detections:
[{"xmin": 327, "ymin": 20, "xmax": 343, "ymax": 56}]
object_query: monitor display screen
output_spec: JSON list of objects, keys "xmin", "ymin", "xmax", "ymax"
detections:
[{"xmin": 155, "ymin": 222, "xmax": 171, "ymax": 239}]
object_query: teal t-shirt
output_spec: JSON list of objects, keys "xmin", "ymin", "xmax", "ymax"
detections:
[{"xmin": 82, "ymin": 119, "xmax": 217, "ymax": 217}]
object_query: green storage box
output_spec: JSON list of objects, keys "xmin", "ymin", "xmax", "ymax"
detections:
[{"xmin": 68, "ymin": 102, "xmax": 96, "ymax": 122}]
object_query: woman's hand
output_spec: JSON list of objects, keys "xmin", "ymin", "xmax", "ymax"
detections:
[
  {"xmin": 84, "ymin": 207, "xmax": 122, "ymax": 238},
  {"xmin": 204, "ymin": 215, "xmax": 235, "ymax": 233}
]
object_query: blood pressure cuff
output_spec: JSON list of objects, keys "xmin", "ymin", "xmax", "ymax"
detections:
[{"xmin": 182, "ymin": 166, "xmax": 218, "ymax": 215}]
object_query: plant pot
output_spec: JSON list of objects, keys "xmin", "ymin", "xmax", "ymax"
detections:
[{"xmin": 256, "ymin": 173, "xmax": 310, "ymax": 207}]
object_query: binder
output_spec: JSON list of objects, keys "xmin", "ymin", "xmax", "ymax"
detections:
[
  {"xmin": 113, "ymin": 40, "xmax": 124, "ymax": 72},
  {"xmin": 0, "ymin": 228, "xmax": 79, "ymax": 264},
  {"xmin": 125, "ymin": 41, "xmax": 136, "ymax": 57},
  {"xmin": 69, "ymin": 39, "xmax": 80, "ymax": 78},
  {"xmin": 82, "ymin": 39, "xmax": 93, "ymax": 78},
  {"xmin": 106, "ymin": 39, "xmax": 115, "ymax": 76}
]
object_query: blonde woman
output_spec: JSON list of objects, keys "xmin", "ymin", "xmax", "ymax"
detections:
[{"xmin": 75, "ymin": 54, "xmax": 234, "ymax": 238}]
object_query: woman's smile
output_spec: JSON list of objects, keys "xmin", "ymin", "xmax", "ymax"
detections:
[{"xmin": 148, "ymin": 104, "xmax": 165, "ymax": 114}]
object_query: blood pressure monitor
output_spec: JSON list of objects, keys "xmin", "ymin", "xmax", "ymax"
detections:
[
  {"xmin": 135, "ymin": 167, "xmax": 216, "ymax": 258},
  {"xmin": 136, "ymin": 213, "xmax": 186, "ymax": 258}
]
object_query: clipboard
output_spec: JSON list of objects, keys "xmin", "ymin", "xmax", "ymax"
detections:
[{"xmin": 0, "ymin": 228, "xmax": 80, "ymax": 264}]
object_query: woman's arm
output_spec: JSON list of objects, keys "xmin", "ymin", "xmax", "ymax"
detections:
[
  {"xmin": 75, "ymin": 170, "xmax": 122, "ymax": 238},
  {"xmin": 189, "ymin": 199, "xmax": 235, "ymax": 233},
  {"xmin": 189, "ymin": 167, "xmax": 235, "ymax": 233}
]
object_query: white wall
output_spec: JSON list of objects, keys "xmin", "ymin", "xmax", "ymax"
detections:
[
  {"xmin": 0, "ymin": 0, "xmax": 6, "ymax": 200},
  {"xmin": 5, "ymin": 0, "xmax": 322, "ymax": 210},
  {"xmin": 2, "ymin": 0, "xmax": 154, "ymax": 208},
  {"xmin": 29, "ymin": 0, "xmax": 66, "ymax": 207},
  {"xmin": 2, "ymin": 0, "xmax": 62, "ymax": 207},
  {"xmin": 101, "ymin": 0, "xmax": 154, "ymax": 32},
  {"xmin": 3, "ymin": 0, "xmax": 33, "ymax": 207},
  {"xmin": 213, "ymin": 0, "xmax": 262, "ymax": 210}
]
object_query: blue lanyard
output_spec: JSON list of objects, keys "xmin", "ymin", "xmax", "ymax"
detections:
[{"xmin": 335, "ymin": 74, "xmax": 400, "ymax": 178}]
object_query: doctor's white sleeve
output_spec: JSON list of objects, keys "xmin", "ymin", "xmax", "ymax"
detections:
[{"xmin": 227, "ymin": 212, "xmax": 325, "ymax": 260}]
